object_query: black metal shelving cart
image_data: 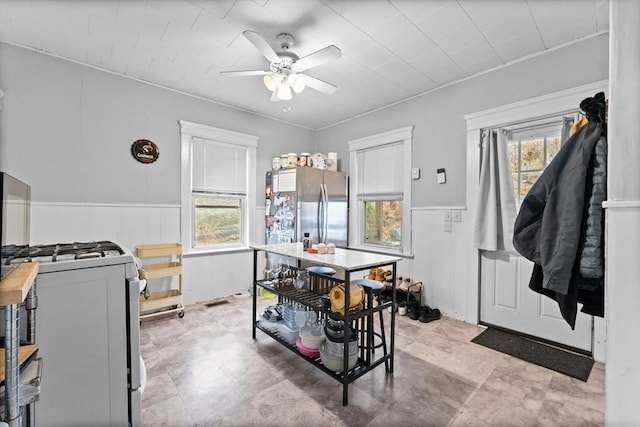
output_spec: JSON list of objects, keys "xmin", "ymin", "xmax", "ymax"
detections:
[
  {"xmin": 251, "ymin": 243, "xmax": 401, "ymax": 406},
  {"xmin": 1, "ymin": 262, "xmax": 42, "ymax": 427}
]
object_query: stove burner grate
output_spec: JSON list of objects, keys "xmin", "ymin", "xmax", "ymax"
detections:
[{"xmin": 4, "ymin": 241, "xmax": 124, "ymax": 265}]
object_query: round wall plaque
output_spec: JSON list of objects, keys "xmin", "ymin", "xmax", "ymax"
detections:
[{"xmin": 131, "ymin": 139, "xmax": 159, "ymax": 164}]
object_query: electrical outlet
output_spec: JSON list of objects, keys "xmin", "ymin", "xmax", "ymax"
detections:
[
  {"xmin": 444, "ymin": 210, "xmax": 452, "ymax": 222},
  {"xmin": 453, "ymin": 210, "xmax": 461, "ymax": 222}
]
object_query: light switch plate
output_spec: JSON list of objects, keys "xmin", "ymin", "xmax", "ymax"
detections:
[
  {"xmin": 437, "ymin": 168, "xmax": 446, "ymax": 184},
  {"xmin": 411, "ymin": 168, "xmax": 420, "ymax": 179}
]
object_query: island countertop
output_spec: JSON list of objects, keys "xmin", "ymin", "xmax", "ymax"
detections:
[{"xmin": 251, "ymin": 243, "xmax": 401, "ymax": 271}]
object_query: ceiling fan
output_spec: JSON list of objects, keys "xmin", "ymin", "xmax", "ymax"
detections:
[{"xmin": 221, "ymin": 30, "xmax": 341, "ymax": 102}]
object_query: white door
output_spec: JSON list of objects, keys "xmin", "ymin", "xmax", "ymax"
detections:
[
  {"xmin": 480, "ymin": 250, "xmax": 593, "ymax": 351},
  {"xmin": 466, "ymin": 83, "xmax": 609, "ymax": 354}
]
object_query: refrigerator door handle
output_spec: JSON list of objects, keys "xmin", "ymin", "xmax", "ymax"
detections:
[
  {"xmin": 321, "ymin": 183, "xmax": 329, "ymax": 243},
  {"xmin": 317, "ymin": 186, "xmax": 323, "ymax": 242},
  {"xmin": 318, "ymin": 184, "xmax": 329, "ymax": 243}
]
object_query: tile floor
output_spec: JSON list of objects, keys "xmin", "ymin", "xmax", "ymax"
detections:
[{"xmin": 140, "ymin": 294, "xmax": 605, "ymax": 426}]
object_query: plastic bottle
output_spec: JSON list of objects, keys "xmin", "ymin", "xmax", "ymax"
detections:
[{"xmin": 302, "ymin": 232, "xmax": 311, "ymax": 250}]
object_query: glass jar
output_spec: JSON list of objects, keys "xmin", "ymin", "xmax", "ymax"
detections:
[
  {"xmin": 272, "ymin": 156, "xmax": 281, "ymax": 171},
  {"xmin": 299, "ymin": 152, "xmax": 310, "ymax": 167},
  {"xmin": 294, "ymin": 269, "xmax": 309, "ymax": 290},
  {"xmin": 280, "ymin": 154, "xmax": 288, "ymax": 169},
  {"xmin": 287, "ymin": 153, "xmax": 298, "ymax": 168}
]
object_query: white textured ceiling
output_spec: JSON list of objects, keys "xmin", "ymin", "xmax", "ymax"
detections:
[{"xmin": 0, "ymin": 0, "xmax": 609, "ymax": 130}]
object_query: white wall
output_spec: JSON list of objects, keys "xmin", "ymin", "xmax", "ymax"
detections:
[
  {"xmin": 411, "ymin": 207, "xmax": 467, "ymax": 315},
  {"xmin": 314, "ymin": 34, "xmax": 609, "ymax": 319},
  {"xmin": 314, "ymin": 34, "xmax": 609, "ymax": 208},
  {"xmin": 28, "ymin": 201, "xmax": 264, "ymax": 303},
  {"xmin": 0, "ymin": 42, "xmax": 315, "ymax": 304},
  {"xmin": 0, "ymin": 34, "xmax": 611, "ymax": 311},
  {"xmin": 0, "ymin": 43, "xmax": 315, "ymax": 205},
  {"xmin": 605, "ymin": 0, "xmax": 640, "ymax": 424}
]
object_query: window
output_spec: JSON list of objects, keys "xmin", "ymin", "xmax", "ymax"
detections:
[
  {"xmin": 359, "ymin": 143, "xmax": 404, "ymax": 247},
  {"xmin": 180, "ymin": 121, "xmax": 257, "ymax": 252},
  {"xmin": 193, "ymin": 196, "xmax": 241, "ymax": 246},
  {"xmin": 364, "ymin": 200, "xmax": 402, "ymax": 247},
  {"xmin": 348, "ymin": 127, "xmax": 412, "ymax": 256},
  {"xmin": 507, "ymin": 123, "xmax": 562, "ymax": 206}
]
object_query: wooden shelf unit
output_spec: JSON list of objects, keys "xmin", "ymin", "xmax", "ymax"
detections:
[{"xmin": 136, "ymin": 243, "xmax": 185, "ymax": 319}]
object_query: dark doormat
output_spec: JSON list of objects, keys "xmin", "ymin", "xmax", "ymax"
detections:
[{"xmin": 471, "ymin": 327, "xmax": 594, "ymax": 382}]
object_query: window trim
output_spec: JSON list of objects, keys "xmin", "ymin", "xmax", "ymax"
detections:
[
  {"xmin": 179, "ymin": 120, "xmax": 258, "ymax": 254},
  {"xmin": 348, "ymin": 126, "xmax": 413, "ymax": 256}
]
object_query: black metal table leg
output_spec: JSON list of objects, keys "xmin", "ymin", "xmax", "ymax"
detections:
[{"xmin": 252, "ymin": 249, "xmax": 258, "ymax": 340}]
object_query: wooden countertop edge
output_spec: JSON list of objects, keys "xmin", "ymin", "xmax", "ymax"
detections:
[
  {"xmin": 0, "ymin": 262, "xmax": 39, "ymax": 305},
  {"xmin": 0, "ymin": 344, "xmax": 39, "ymax": 383}
]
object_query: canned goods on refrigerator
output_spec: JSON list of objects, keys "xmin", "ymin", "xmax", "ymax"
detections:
[
  {"xmin": 287, "ymin": 153, "xmax": 298, "ymax": 168},
  {"xmin": 299, "ymin": 152, "xmax": 310, "ymax": 167},
  {"xmin": 327, "ymin": 152, "xmax": 338, "ymax": 171},
  {"xmin": 272, "ymin": 156, "xmax": 281, "ymax": 170}
]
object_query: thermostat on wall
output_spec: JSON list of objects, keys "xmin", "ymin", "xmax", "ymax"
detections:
[{"xmin": 436, "ymin": 168, "xmax": 446, "ymax": 184}]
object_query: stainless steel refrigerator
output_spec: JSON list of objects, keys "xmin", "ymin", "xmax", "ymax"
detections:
[{"xmin": 265, "ymin": 167, "xmax": 348, "ymax": 248}]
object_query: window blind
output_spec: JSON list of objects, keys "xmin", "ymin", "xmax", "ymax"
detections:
[
  {"xmin": 192, "ymin": 138, "xmax": 247, "ymax": 194},
  {"xmin": 358, "ymin": 142, "xmax": 403, "ymax": 197}
]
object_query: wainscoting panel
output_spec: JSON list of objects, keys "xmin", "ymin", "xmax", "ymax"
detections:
[
  {"xmin": 30, "ymin": 203, "xmax": 471, "ymax": 313},
  {"xmin": 183, "ymin": 251, "xmax": 254, "ymax": 304},
  {"xmin": 410, "ymin": 208, "xmax": 468, "ymax": 320},
  {"xmin": 30, "ymin": 202, "xmax": 261, "ymax": 306},
  {"xmin": 30, "ymin": 202, "xmax": 181, "ymax": 251}
]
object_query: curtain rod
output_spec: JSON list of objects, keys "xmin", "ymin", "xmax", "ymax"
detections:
[{"xmin": 482, "ymin": 108, "xmax": 580, "ymax": 132}]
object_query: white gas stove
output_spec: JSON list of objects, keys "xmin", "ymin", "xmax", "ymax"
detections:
[
  {"xmin": 6, "ymin": 241, "xmax": 137, "ymax": 275},
  {"xmin": 7, "ymin": 240, "xmax": 143, "ymax": 427}
]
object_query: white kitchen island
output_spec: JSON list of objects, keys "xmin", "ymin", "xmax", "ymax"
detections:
[{"xmin": 251, "ymin": 243, "xmax": 401, "ymax": 405}]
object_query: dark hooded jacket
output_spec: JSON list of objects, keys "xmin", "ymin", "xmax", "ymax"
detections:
[{"xmin": 513, "ymin": 120, "xmax": 605, "ymax": 328}]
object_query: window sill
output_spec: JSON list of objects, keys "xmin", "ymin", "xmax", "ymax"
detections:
[
  {"xmin": 183, "ymin": 246, "xmax": 253, "ymax": 257},
  {"xmin": 348, "ymin": 245, "xmax": 414, "ymax": 259}
]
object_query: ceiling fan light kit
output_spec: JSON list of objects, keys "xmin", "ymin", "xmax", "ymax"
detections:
[
  {"xmin": 288, "ymin": 74, "xmax": 306, "ymax": 93},
  {"xmin": 222, "ymin": 30, "xmax": 341, "ymax": 102},
  {"xmin": 263, "ymin": 73, "xmax": 282, "ymax": 91},
  {"xmin": 276, "ymin": 78, "xmax": 292, "ymax": 100}
]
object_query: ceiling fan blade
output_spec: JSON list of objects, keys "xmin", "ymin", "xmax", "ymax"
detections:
[
  {"xmin": 292, "ymin": 45, "xmax": 341, "ymax": 72},
  {"xmin": 242, "ymin": 30, "xmax": 281, "ymax": 64},
  {"xmin": 220, "ymin": 70, "xmax": 270, "ymax": 77},
  {"xmin": 300, "ymin": 74, "xmax": 338, "ymax": 95}
]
